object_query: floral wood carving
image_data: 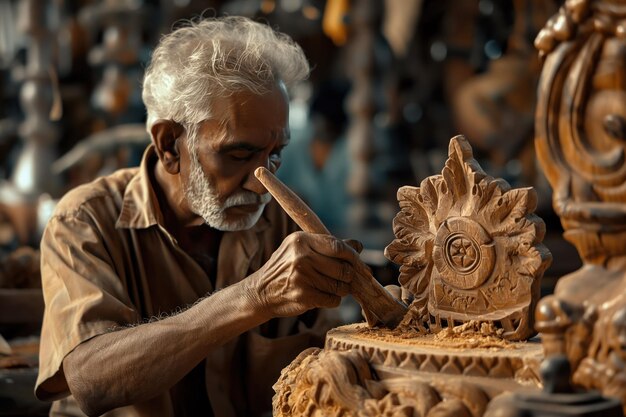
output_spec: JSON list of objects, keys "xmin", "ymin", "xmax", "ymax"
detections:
[
  {"xmin": 273, "ymin": 347, "xmax": 491, "ymax": 417},
  {"xmin": 384, "ymin": 135, "xmax": 552, "ymax": 340}
]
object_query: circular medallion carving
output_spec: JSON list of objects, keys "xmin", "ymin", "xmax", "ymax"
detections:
[
  {"xmin": 433, "ymin": 217, "xmax": 495, "ymax": 290},
  {"xmin": 446, "ymin": 234, "xmax": 480, "ymax": 274}
]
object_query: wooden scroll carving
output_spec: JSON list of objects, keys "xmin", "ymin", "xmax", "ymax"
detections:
[
  {"xmin": 384, "ymin": 135, "xmax": 552, "ymax": 341},
  {"xmin": 273, "ymin": 347, "xmax": 492, "ymax": 417},
  {"xmin": 533, "ymin": 0, "xmax": 626, "ymax": 411}
]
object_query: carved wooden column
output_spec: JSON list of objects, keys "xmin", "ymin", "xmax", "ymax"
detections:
[
  {"xmin": 343, "ymin": 0, "xmax": 388, "ymax": 237},
  {"xmin": 533, "ymin": 0, "xmax": 626, "ymax": 412},
  {"xmin": 4, "ymin": 0, "xmax": 60, "ymax": 200},
  {"xmin": 0, "ymin": 0, "xmax": 61, "ymax": 245},
  {"xmin": 79, "ymin": 0, "xmax": 149, "ymax": 128},
  {"xmin": 55, "ymin": 0, "xmax": 152, "ymax": 188}
]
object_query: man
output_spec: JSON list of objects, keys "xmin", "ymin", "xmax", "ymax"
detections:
[{"xmin": 35, "ymin": 16, "xmax": 360, "ymax": 416}]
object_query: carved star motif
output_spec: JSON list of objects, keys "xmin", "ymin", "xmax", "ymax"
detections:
[{"xmin": 449, "ymin": 237, "xmax": 478, "ymax": 269}]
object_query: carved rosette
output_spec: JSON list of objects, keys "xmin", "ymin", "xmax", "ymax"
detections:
[
  {"xmin": 433, "ymin": 217, "xmax": 496, "ymax": 291},
  {"xmin": 384, "ymin": 136, "xmax": 552, "ymax": 340}
]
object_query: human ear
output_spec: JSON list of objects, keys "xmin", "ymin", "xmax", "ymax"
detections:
[{"xmin": 151, "ymin": 119, "xmax": 185, "ymax": 175}]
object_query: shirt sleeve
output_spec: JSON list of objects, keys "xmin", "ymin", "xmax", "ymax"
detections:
[{"xmin": 35, "ymin": 212, "xmax": 140, "ymax": 401}]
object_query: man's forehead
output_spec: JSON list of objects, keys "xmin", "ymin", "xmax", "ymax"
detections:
[{"xmin": 197, "ymin": 93, "xmax": 290, "ymax": 148}]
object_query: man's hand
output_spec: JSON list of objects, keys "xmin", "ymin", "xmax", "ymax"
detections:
[{"xmin": 246, "ymin": 231, "xmax": 360, "ymax": 318}]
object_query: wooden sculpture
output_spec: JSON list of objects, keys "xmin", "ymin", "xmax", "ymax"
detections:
[
  {"xmin": 273, "ymin": 136, "xmax": 551, "ymax": 416},
  {"xmin": 385, "ymin": 136, "xmax": 552, "ymax": 341},
  {"xmin": 343, "ymin": 0, "xmax": 379, "ymax": 227},
  {"xmin": 342, "ymin": 0, "xmax": 398, "ymax": 234},
  {"xmin": 533, "ymin": 0, "xmax": 626, "ymax": 412}
]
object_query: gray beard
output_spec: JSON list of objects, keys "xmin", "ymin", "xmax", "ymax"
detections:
[{"xmin": 185, "ymin": 147, "xmax": 270, "ymax": 231}]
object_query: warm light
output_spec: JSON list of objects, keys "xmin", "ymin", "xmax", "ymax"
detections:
[
  {"xmin": 322, "ymin": 0, "xmax": 349, "ymax": 46},
  {"xmin": 260, "ymin": 0, "xmax": 276, "ymax": 14},
  {"xmin": 302, "ymin": 5, "xmax": 320, "ymax": 20}
]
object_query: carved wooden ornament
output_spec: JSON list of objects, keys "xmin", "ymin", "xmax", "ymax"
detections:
[
  {"xmin": 384, "ymin": 135, "xmax": 552, "ymax": 340},
  {"xmin": 532, "ymin": 1, "xmax": 626, "ymax": 412},
  {"xmin": 273, "ymin": 347, "xmax": 493, "ymax": 417},
  {"xmin": 535, "ymin": 0, "xmax": 626, "ymax": 265}
]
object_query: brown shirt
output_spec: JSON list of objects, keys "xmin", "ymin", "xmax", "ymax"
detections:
[{"xmin": 35, "ymin": 146, "xmax": 337, "ymax": 417}]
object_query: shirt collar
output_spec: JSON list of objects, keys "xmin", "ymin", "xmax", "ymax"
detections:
[
  {"xmin": 115, "ymin": 144, "xmax": 271, "ymax": 234},
  {"xmin": 116, "ymin": 145, "xmax": 162, "ymax": 229}
]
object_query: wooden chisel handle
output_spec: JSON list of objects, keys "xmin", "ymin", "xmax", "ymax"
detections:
[{"xmin": 254, "ymin": 167, "xmax": 407, "ymax": 328}]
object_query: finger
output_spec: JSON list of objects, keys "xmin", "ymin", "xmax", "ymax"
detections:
[
  {"xmin": 313, "ymin": 291, "xmax": 341, "ymax": 309},
  {"xmin": 343, "ymin": 239, "xmax": 363, "ymax": 254},
  {"xmin": 306, "ymin": 234, "xmax": 361, "ymax": 265},
  {"xmin": 308, "ymin": 275, "xmax": 351, "ymax": 297},
  {"xmin": 312, "ymin": 260, "xmax": 354, "ymax": 284},
  {"xmin": 336, "ymin": 280, "xmax": 351, "ymax": 297}
]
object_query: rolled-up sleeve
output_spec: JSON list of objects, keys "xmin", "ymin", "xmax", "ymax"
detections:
[{"xmin": 36, "ymin": 211, "xmax": 139, "ymax": 401}]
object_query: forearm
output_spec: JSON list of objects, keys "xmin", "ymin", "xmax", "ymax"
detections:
[{"xmin": 63, "ymin": 279, "xmax": 267, "ymax": 416}]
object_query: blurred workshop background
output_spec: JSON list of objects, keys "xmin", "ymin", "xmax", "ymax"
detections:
[{"xmin": 0, "ymin": 0, "xmax": 580, "ymax": 414}]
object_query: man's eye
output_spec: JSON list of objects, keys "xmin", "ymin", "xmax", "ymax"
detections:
[
  {"xmin": 229, "ymin": 151, "xmax": 254, "ymax": 161},
  {"xmin": 269, "ymin": 149, "xmax": 283, "ymax": 170},
  {"xmin": 270, "ymin": 151, "xmax": 282, "ymax": 161},
  {"xmin": 270, "ymin": 147, "xmax": 284, "ymax": 160}
]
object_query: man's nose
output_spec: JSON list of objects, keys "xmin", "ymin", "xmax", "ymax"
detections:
[{"xmin": 242, "ymin": 157, "xmax": 273, "ymax": 194}]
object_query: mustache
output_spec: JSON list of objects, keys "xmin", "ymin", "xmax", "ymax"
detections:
[{"xmin": 222, "ymin": 191, "xmax": 272, "ymax": 209}]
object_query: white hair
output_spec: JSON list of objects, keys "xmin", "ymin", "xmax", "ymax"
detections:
[{"xmin": 142, "ymin": 16, "xmax": 310, "ymax": 132}]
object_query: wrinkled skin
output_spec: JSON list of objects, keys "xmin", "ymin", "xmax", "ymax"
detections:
[{"xmin": 253, "ymin": 231, "xmax": 356, "ymax": 317}]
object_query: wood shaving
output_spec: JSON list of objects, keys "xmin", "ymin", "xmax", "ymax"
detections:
[{"xmin": 353, "ymin": 321, "xmax": 516, "ymax": 350}]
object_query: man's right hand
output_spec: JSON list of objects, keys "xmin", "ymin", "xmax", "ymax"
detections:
[{"xmin": 245, "ymin": 231, "xmax": 360, "ymax": 318}]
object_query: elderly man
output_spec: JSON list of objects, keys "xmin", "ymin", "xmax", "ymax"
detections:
[{"xmin": 35, "ymin": 16, "xmax": 359, "ymax": 417}]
